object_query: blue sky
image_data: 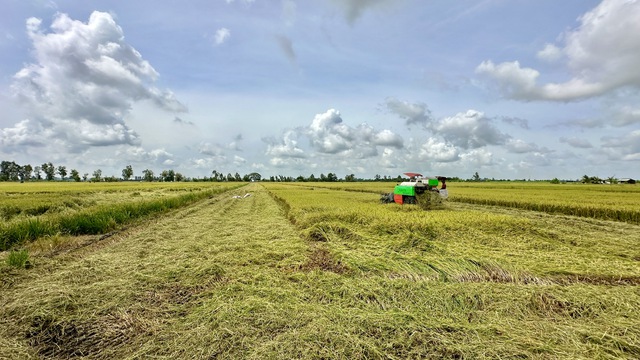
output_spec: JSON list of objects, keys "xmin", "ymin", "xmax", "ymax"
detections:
[{"xmin": 1, "ymin": 0, "xmax": 639, "ymax": 180}]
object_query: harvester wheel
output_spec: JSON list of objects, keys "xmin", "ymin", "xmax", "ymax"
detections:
[
  {"xmin": 403, "ymin": 196, "xmax": 416, "ymax": 204},
  {"xmin": 380, "ymin": 193, "xmax": 394, "ymax": 204}
]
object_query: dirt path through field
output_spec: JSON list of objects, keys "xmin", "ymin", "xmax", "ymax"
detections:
[{"xmin": 0, "ymin": 183, "xmax": 309, "ymax": 359}]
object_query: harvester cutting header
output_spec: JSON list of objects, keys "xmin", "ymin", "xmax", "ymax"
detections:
[{"xmin": 380, "ymin": 173, "xmax": 448, "ymax": 209}]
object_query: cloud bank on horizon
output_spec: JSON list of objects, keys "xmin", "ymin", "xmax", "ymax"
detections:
[{"xmin": 0, "ymin": 0, "xmax": 638, "ymax": 180}]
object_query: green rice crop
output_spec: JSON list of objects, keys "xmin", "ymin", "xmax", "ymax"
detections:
[{"xmin": 0, "ymin": 182, "xmax": 243, "ymax": 250}]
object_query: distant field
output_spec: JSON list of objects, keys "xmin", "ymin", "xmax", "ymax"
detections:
[
  {"xmin": 263, "ymin": 182, "xmax": 640, "ymax": 279},
  {"xmin": 1, "ymin": 181, "xmax": 639, "ymax": 358},
  {"xmin": 1, "ymin": 182, "xmax": 230, "ymax": 220},
  {"xmin": 286, "ymin": 181, "xmax": 640, "ymax": 224}
]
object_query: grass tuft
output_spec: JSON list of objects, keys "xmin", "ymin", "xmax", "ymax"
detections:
[{"xmin": 5, "ymin": 248, "xmax": 30, "ymax": 268}]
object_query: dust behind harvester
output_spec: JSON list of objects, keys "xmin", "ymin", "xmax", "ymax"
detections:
[{"xmin": 380, "ymin": 173, "xmax": 448, "ymax": 210}]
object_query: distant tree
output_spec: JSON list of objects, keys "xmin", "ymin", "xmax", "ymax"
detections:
[
  {"xmin": 226, "ymin": 173, "xmax": 234, "ymax": 182},
  {"xmin": 234, "ymin": 172, "xmax": 242, "ymax": 181},
  {"xmin": 83, "ymin": 173, "xmax": 89, "ymax": 182},
  {"xmin": 345, "ymin": 174, "xmax": 355, "ymax": 182},
  {"xmin": 296, "ymin": 175, "xmax": 305, "ymax": 182},
  {"xmin": 70, "ymin": 169, "xmax": 81, "ymax": 182},
  {"xmin": 175, "ymin": 172, "xmax": 185, "ymax": 182},
  {"xmin": 160, "ymin": 170, "xmax": 175, "ymax": 182},
  {"xmin": 309, "ymin": 174, "xmax": 316, "ymax": 182},
  {"xmin": 91, "ymin": 169, "xmax": 102, "ymax": 182},
  {"xmin": 38, "ymin": 163, "xmax": 48, "ymax": 180},
  {"xmin": 374, "ymin": 174, "xmax": 381, "ymax": 181},
  {"xmin": 142, "ymin": 169, "xmax": 154, "ymax": 182},
  {"xmin": 57, "ymin": 165, "xmax": 67, "ymax": 180},
  {"xmin": 34, "ymin": 166, "xmax": 42, "ymax": 180},
  {"xmin": 122, "ymin": 165, "xmax": 133, "ymax": 180},
  {"xmin": 42, "ymin": 162, "xmax": 56, "ymax": 181},
  {"xmin": 211, "ymin": 170, "xmax": 219, "ymax": 182},
  {"xmin": 247, "ymin": 172, "xmax": 261, "ymax": 181},
  {"xmin": 320, "ymin": 173, "xmax": 327, "ymax": 181},
  {"xmin": 40, "ymin": 163, "xmax": 48, "ymax": 180},
  {"xmin": 22, "ymin": 164, "xmax": 33, "ymax": 181},
  {"xmin": 3, "ymin": 161, "xmax": 15, "ymax": 181},
  {"xmin": 472, "ymin": 172, "xmax": 480, "ymax": 182},
  {"xmin": 327, "ymin": 172, "xmax": 338, "ymax": 182},
  {"xmin": 0, "ymin": 161, "xmax": 21, "ymax": 181},
  {"xmin": 550, "ymin": 178, "xmax": 560, "ymax": 184},
  {"xmin": 607, "ymin": 176, "xmax": 618, "ymax": 184}
]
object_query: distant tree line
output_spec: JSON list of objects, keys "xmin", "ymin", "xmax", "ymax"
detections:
[
  {"xmin": 0, "ymin": 160, "xmax": 459, "ymax": 183},
  {"xmin": 8, "ymin": 159, "xmax": 625, "ymax": 184},
  {"xmin": 2, "ymin": 159, "xmax": 448, "ymax": 184},
  {"xmin": 580, "ymin": 175, "xmax": 622, "ymax": 184},
  {"xmin": 0, "ymin": 160, "xmax": 189, "ymax": 183}
]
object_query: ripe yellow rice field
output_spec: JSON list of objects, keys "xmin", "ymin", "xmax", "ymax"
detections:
[
  {"xmin": 287, "ymin": 181, "xmax": 640, "ymax": 224},
  {"xmin": 0, "ymin": 181, "xmax": 638, "ymax": 358}
]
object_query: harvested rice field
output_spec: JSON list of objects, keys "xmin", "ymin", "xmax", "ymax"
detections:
[{"xmin": 1, "ymin": 181, "xmax": 639, "ymax": 359}]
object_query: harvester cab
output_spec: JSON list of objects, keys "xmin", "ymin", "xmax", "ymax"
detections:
[{"xmin": 380, "ymin": 173, "xmax": 448, "ymax": 209}]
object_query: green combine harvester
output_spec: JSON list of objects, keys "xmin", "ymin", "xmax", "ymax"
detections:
[{"xmin": 380, "ymin": 172, "xmax": 448, "ymax": 209}]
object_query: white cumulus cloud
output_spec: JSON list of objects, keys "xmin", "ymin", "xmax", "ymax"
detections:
[
  {"xmin": 215, "ymin": 28, "xmax": 230, "ymax": 45},
  {"xmin": 460, "ymin": 148, "xmax": 494, "ymax": 166},
  {"xmin": 119, "ymin": 146, "xmax": 175, "ymax": 165},
  {"xmin": 264, "ymin": 109, "xmax": 404, "ymax": 165},
  {"xmin": 264, "ymin": 130, "xmax": 306, "ymax": 158},
  {"xmin": 385, "ymin": 97, "xmax": 432, "ymax": 127},
  {"xmin": 433, "ymin": 110, "xmax": 509, "ymax": 149},
  {"xmin": 505, "ymin": 139, "xmax": 548, "ymax": 154},
  {"xmin": 306, "ymin": 109, "xmax": 403, "ymax": 156},
  {"xmin": 418, "ymin": 138, "xmax": 460, "ymax": 162},
  {"xmin": 3, "ymin": 11, "xmax": 186, "ymax": 153},
  {"xmin": 477, "ymin": 0, "xmax": 640, "ymax": 101},
  {"xmin": 536, "ymin": 43, "xmax": 563, "ymax": 62}
]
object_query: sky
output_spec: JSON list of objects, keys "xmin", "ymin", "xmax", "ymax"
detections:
[{"xmin": 1, "ymin": 0, "xmax": 639, "ymax": 180}]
